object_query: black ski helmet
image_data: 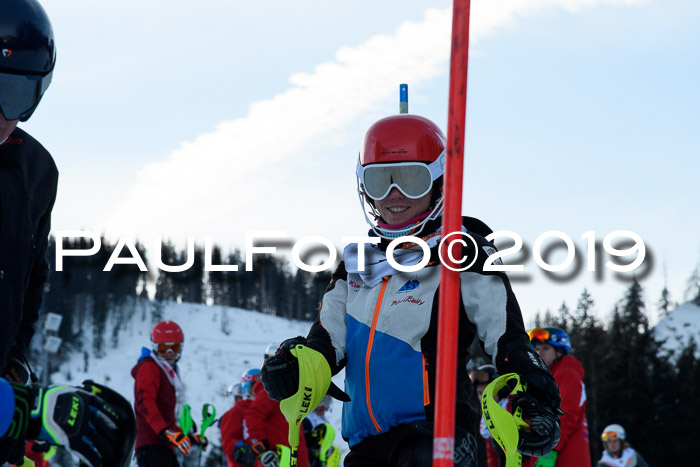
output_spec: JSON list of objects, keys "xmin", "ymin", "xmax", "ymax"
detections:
[{"xmin": 0, "ymin": 0, "xmax": 56, "ymax": 121}]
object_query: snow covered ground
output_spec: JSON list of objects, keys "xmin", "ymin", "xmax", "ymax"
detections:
[
  {"xmin": 53, "ymin": 300, "xmax": 348, "ymax": 466},
  {"xmin": 653, "ymin": 301, "xmax": 700, "ymax": 359}
]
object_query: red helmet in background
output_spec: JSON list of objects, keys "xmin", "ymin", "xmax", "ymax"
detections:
[{"xmin": 151, "ymin": 320, "xmax": 184, "ymax": 343}]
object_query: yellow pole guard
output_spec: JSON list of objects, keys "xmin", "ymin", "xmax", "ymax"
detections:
[
  {"xmin": 481, "ymin": 373, "xmax": 530, "ymax": 467},
  {"xmin": 279, "ymin": 345, "xmax": 332, "ymax": 466}
]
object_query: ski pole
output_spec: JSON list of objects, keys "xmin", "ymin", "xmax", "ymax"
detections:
[
  {"xmin": 434, "ymin": 0, "xmax": 472, "ymax": 465},
  {"xmin": 278, "ymin": 344, "xmax": 332, "ymax": 467},
  {"xmin": 194, "ymin": 403, "xmax": 216, "ymax": 466},
  {"xmin": 482, "ymin": 373, "xmax": 529, "ymax": 467}
]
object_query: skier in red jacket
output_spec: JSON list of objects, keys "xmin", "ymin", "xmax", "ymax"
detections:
[
  {"xmin": 529, "ymin": 327, "xmax": 590, "ymax": 467},
  {"xmin": 220, "ymin": 368, "xmax": 262, "ymax": 467},
  {"xmin": 132, "ymin": 320, "xmax": 193, "ymax": 466}
]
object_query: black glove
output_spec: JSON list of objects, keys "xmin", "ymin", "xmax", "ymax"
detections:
[
  {"xmin": 261, "ymin": 336, "xmax": 306, "ymax": 401},
  {"xmin": 160, "ymin": 427, "xmax": 192, "ymax": 455},
  {"xmin": 500, "ymin": 341, "xmax": 561, "ymax": 411},
  {"xmin": 259, "ymin": 449, "xmax": 280, "ymax": 467},
  {"xmin": 233, "ymin": 441, "xmax": 258, "ymax": 467},
  {"xmin": 3, "ymin": 348, "xmax": 35, "ymax": 383},
  {"xmin": 5, "ymin": 380, "xmax": 136, "ymax": 467},
  {"xmin": 31, "ymin": 440, "xmax": 53, "ymax": 453},
  {"xmin": 511, "ymin": 391, "xmax": 561, "ymax": 457},
  {"xmin": 252, "ymin": 440, "xmax": 279, "ymax": 467}
]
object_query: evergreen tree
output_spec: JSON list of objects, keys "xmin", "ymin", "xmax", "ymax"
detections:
[
  {"xmin": 569, "ymin": 289, "xmax": 606, "ymax": 459},
  {"xmin": 151, "ymin": 299, "xmax": 165, "ymax": 323},
  {"xmin": 657, "ymin": 286, "xmax": 674, "ymax": 319},
  {"xmin": 208, "ymin": 246, "xmax": 228, "ymax": 305},
  {"xmin": 598, "ymin": 279, "xmax": 664, "ymax": 463},
  {"xmin": 551, "ymin": 301, "xmax": 570, "ymax": 330},
  {"xmin": 154, "ymin": 240, "xmax": 180, "ymax": 301},
  {"xmin": 684, "ymin": 263, "xmax": 700, "ymax": 305},
  {"xmin": 665, "ymin": 339, "xmax": 700, "ymax": 464}
]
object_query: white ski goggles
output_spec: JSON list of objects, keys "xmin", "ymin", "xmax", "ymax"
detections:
[{"xmin": 357, "ymin": 151, "xmax": 445, "ymax": 201}]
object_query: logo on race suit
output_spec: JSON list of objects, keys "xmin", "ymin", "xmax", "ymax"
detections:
[
  {"xmin": 482, "ymin": 246, "xmax": 502, "ymax": 265},
  {"xmin": 397, "ymin": 279, "xmax": 419, "ymax": 293},
  {"xmin": 2, "ymin": 49, "xmax": 12, "ymax": 58},
  {"xmin": 390, "ymin": 296, "xmax": 425, "ymax": 307},
  {"xmin": 349, "ymin": 279, "xmax": 371, "ymax": 291}
]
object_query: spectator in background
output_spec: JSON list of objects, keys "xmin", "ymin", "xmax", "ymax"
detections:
[
  {"xmin": 598, "ymin": 424, "xmax": 648, "ymax": 467},
  {"xmin": 132, "ymin": 321, "xmax": 196, "ymax": 466},
  {"xmin": 221, "ymin": 369, "xmax": 261, "ymax": 467},
  {"xmin": 529, "ymin": 327, "xmax": 590, "ymax": 467}
]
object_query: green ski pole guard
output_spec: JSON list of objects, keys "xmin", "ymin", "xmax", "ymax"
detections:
[
  {"xmin": 179, "ymin": 404, "xmax": 193, "ymax": 436},
  {"xmin": 200, "ymin": 403, "xmax": 216, "ymax": 438},
  {"xmin": 482, "ymin": 373, "xmax": 530, "ymax": 467},
  {"xmin": 279, "ymin": 344, "xmax": 332, "ymax": 467}
]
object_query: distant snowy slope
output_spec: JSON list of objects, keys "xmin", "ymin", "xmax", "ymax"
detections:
[
  {"xmin": 54, "ymin": 300, "xmax": 348, "ymax": 465},
  {"xmin": 653, "ymin": 301, "xmax": 700, "ymax": 358}
]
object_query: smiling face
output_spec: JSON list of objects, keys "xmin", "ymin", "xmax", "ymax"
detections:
[{"xmin": 374, "ymin": 187, "xmax": 433, "ymax": 225}]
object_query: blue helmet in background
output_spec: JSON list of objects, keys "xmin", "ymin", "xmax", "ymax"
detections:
[
  {"xmin": 529, "ymin": 327, "xmax": 571, "ymax": 355},
  {"xmin": 240, "ymin": 368, "xmax": 261, "ymax": 399}
]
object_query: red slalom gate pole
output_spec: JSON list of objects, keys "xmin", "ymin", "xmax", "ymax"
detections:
[{"xmin": 433, "ymin": 0, "xmax": 471, "ymax": 466}]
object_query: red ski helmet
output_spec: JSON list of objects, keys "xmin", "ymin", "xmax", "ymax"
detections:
[
  {"xmin": 151, "ymin": 320, "xmax": 184, "ymax": 344},
  {"xmin": 0, "ymin": 0, "xmax": 56, "ymax": 121},
  {"xmin": 356, "ymin": 114, "xmax": 446, "ymax": 238},
  {"xmin": 359, "ymin": 114, "xmax": 446, "ymax": 166}
]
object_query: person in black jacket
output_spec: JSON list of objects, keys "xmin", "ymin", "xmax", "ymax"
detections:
[{"xmin": 0, "ymin": 0, "xmax": 59, "ymax": 463}]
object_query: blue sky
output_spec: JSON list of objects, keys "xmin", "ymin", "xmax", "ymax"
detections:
[{"xmin": 23, "ymin": 0, "xmax": 700, "ymax": 325}]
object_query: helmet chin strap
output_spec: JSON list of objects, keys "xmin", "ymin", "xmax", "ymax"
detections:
[{"xmin": 377, "ymin": 211, "xmax": 431, "ymax": 230}]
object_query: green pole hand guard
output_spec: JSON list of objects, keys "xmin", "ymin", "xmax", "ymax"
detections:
[
  {"xmin": 482, "ymin": 373, "xmax": 530, "ymax": 467},
  {"xmin": 279, "ymin": 344, "xmax": 332, "ymax": 467},
  {"xmin": 200, "ymin": 403, "xmax": 216, "ymax": 438},
  {"xmin": 179, "ymin": 404, "xmax": 193, "ymax": 436}
]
